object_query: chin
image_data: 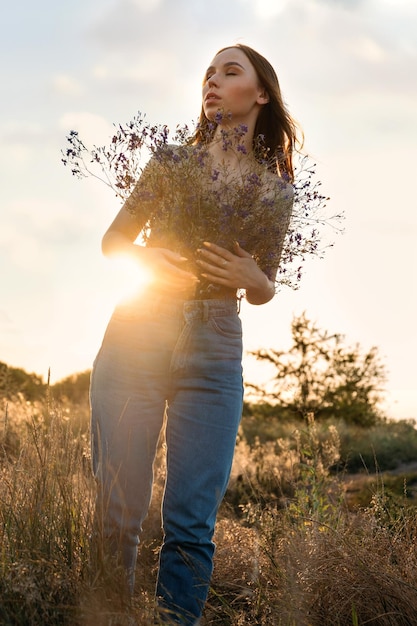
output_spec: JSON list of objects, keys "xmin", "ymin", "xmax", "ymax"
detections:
[{"xmin": 204, "ymin": 108, "xmax": 221, "ymax": 121}]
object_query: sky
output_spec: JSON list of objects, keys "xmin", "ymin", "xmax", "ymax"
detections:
[{"xmin": 1, "ymin": 0, "xmax": 416, "ymax": 419}]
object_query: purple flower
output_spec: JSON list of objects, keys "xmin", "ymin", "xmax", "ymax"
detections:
[
  {"xmin": 62, "ymin": 112, "xmax": 336, "ymax": 292},
  {"xmin": 214, "ymin": 111, "xmax": 223, "ymax": 125}
]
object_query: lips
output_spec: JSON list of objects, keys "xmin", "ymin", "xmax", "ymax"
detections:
[{"xmin": 205, "ymin": 92, "xmax": 221, "ymax": 103}]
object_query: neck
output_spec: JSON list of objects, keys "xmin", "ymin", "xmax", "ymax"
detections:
[{"xmin": 209, "ymin": 123, "xmax": 255, "ymax": 164}]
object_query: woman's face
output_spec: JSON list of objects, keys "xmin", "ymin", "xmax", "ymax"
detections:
[{"xmin": 202, "ymin": 48, "xmax": 267, "ymax": 126}]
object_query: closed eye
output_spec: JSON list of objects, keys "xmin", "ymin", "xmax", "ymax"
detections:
[
  {"xmin": 204, "ymin": 70, "xmax": 236, "ymax": 82},
  {"xmin": 204, "ymin": 61, "xmax": 244, "ymax": 83}
]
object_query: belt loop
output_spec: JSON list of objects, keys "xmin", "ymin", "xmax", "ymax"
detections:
[{"xmin": 203, "ymin": 300, "xmax": 209, "ymax": 322}]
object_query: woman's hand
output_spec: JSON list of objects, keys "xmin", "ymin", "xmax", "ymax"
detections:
[
  {"xmin": 102, "ymin": 226, "xmax": 198, "ymax": 296},
  {"xmin": 134, "ymin": 246, "xmax": 199, "ymax": 295},
  {"xmin": 196, "ymin": 241, "xmax": 275, "ymax": 305}
]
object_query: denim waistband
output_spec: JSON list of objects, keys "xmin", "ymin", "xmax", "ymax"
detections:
[
  {"xmin": 147, "ymin": 296, "xmax": 239, "ymax": 321},
  {"xmin": 117, "ymin": 285, "xmax": 241, "ymax": 320},
  {"xmin": 183, "ymin": 298, "xmax": 238, "ymax": 321}
]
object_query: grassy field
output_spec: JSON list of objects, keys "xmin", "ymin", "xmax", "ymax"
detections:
[{"xmin": 2, "ymin": 395, "xmax": 417, "ymax": 625}]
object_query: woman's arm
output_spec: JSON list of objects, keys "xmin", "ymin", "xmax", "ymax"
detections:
[
  {"xmin": 244, "ymin": 267, "xmax": 277, "ymax": 305},
  {"xmin": 101, "ymin": 206, "xmax": 143, "ymax": 258},
  {"xmin": 102, "ymin": 206, "xmax": 199, "ymax": 295},
  {"xmin": 231, "ymin": 243, "xmax": 276, "ymax": 305}
]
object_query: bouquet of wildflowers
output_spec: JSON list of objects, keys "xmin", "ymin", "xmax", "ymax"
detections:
[{"xmin": 62, "ymin": 113, "xmax": 340, "ymax": 290}]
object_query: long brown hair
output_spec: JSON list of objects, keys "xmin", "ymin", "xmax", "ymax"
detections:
[{"xmin": 193, "ymin": 44, "xmax": 302, "ymax": 182}]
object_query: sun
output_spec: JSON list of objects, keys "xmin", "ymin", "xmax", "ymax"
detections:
[{"xmin": 107, "ymin": 256, "xmax": 154, "ymax": 302}]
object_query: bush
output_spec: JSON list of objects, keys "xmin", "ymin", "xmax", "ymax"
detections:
[
  {"xmin": 51, "ymin": 371, "xmax": 91, "ymax": 406},
  {"xmin": 334, "ymin": 418, "xmax": 417, "ymax": 473},
  {"xmin": 240, "ymin": 413, "xmax": 417, "ymax": 475},
  {"xmin": 0, "ymin": 361, "xmax": 46, "ymax": 402}
]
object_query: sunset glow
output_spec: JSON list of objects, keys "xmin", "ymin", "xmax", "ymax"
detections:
[{"xmin": 108, "ymin": 257, "xmax": 154, "ymax": 302}]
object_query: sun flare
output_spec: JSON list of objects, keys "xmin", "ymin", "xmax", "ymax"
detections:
[{"xmin": 108, "ymin": 257, "xmax": 154, "ymax": 302}]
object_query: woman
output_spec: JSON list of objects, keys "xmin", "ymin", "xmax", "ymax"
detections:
[{"xmin": 90, "ymin": 44, "xmax": 299, "ymax": 625}]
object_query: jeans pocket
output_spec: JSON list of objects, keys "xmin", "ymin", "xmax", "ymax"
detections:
[{"xmin": 208, "ymin": 314, "xmax": 242, "ymax": 339}]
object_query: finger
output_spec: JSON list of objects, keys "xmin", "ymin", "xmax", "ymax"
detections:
[
  {"xmin": 233, "ymin": 242, "xmax": 252, "ymax": 258},
  {"xmin": 196, "ymin": 256, "xmax": 229, "ymax": 274},
  {"xmin": 199, "ymin": 271, "xmax": 228, "ymax": 286},
  {"xmin": 157, "ymin": 260, "xmax": 198, "ymax": 284},
  {"xmin": 198, "ymin": 245, "xmax": 231, "ymax": 267},
  {"xmin": 202, "ymin": 241, "xmax": 229, "ymax": 256},
  {"xmin": 162, "ymin": 250, "xmax": 189, "ymax": 264},
  {"xmin": 171, "ymin": 268, "xmax": 199, "ymax": 281}
]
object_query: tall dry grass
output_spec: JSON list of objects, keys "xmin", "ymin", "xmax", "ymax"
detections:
[
  {"xmin": 1, "ymin": 398, "xmax": 86, "ymax": 623},
  {"xmin": 2, "ymin": 397, "xmax": 417, "ymax": 625}
]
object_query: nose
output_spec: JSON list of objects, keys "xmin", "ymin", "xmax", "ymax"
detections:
[{"xmin": 207, "ymin": 72, "xmax": 219, "ymax": 88}]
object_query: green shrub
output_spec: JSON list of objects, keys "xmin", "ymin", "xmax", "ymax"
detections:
[{"xmin": 334, "ymin": 418, "xmax": 417, "ymax": 473}]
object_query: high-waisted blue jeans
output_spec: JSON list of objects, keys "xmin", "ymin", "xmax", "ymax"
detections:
[{"xmin": 90, "ymin": 291, "xmax": 244, "ymax": 624}]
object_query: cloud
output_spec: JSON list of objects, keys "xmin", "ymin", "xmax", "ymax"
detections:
[
  {"xmin": 379, "ymin": 0, "xmax": 416, "ymax": 6},
  {"xmin": 88, "ymin": 0, "xmax": 253, "ymax": 55},
  {"xmin": 0, "ymin": 122, "xmax": 45, "ymax": 145},
  {"xmin": 130, "ymin": 0, "xmax": 163, "ymax": 11},
  {"xmin": 240, "ymin": 0, "xmax": 291, "ymax": 18},
  {"xmin": 0, "ymin": 122, "xmax": 53, "ymax": 167},
  {"xmin": 347, "ymin": 35, "xmax": 385, "ymax": 63},
  {"xmin": 59, "ymin": 111, "xmax": 114, "ymax": 145},
  {"xmin": 90, "ymin": 49, "xmax": 181, "ymax": 93},
  {"xmin": 315, "ymin": 0, "xmax": 364, "ymax": 6},
  {"xmin": 0, "ymin": 195, "xmax": 103, "ymax": 276},
  {"xmin": 52, "ymin": 74, "xmax": 84, "ymax": 97},
  {"xmin": 84, "ymin": 0, "xmax": 416, "ymax": 105}
]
